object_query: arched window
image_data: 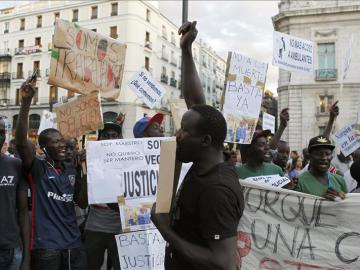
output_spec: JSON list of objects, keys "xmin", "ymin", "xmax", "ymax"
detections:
[
  {"xmin": 29, "ymin": 114, "xmax": 40, "ymax": 129},
  {"xmin": 103, "ymin": 111, "xmax": 118, "ymax": 123}
]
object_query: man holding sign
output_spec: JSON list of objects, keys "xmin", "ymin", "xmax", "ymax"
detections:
[{"xmin": 151, "ymin": 22, "xmax": 244, "ymax": 270}]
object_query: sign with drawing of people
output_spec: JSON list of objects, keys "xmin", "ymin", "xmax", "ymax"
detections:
[{"xmin": 223, "ymin": 52, "xmax": 268, "ymax": 144}]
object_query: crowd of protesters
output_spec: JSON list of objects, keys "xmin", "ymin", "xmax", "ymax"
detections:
[{"xmin": 0, "ymin": 20, "xmax": 359, "ymax": 270}]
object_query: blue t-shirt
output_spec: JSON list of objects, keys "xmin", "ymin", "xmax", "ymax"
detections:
[{"xmin": 28, "ymin": 157, "xmax": 81, "ymax": 250}]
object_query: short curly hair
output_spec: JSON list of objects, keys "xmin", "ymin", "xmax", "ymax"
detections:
[
  {"xmin": 38, "ymin": 128, "xmax": 60, "ymax": 147},
  {"xmin": 190, "ymin": 104, "xmax": 227, "ymax": 148}
]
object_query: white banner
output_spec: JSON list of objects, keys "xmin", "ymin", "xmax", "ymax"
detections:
[
  {"xmin": 38, "ymin": 110, "xmax": 57, "ymax": 135},
  {"xmin": 87, "ymin": 137, "xmax": 170, "ymax": 204},
  {"xmin": 237, "ymin": 181, "xmax": 360, "ymax": 269},
  {"xmin": 115, "ymin": 229, "xmax": 166, "ymax": 270},
  {"xmin": 272, "ymin": 31, "xmax": 314, "ymax": 74},
  {"xmin": 243, "ymin": 175, "xmax": 290, "ymax": 188},
  {"xmin": 332, "ymin": 120, "xmax": 360, "ymax": 157},
  {"xmin": 223, "ymin": 52, "xmax": 268, "ymax": 144},
  {"xmin": 128, "ymin": 68, "xmax": 165, "ymax": 109},
  {"xmin": 262, "ymin": 112, "xmax": 275, "ymax": 134}
]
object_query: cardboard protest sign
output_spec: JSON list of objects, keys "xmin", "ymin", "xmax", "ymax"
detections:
[
  {"xmin": 155, "ymin": 139, "xmax": 177, "ymax": 214},
  {"xmin": 49, "ymin": 19, "xmax": 126, "ymax": 100},
  {"xmin": 242, "ymin": 174, "xmax": 290, "ymax": 188},
  {"xmin": 128, "ymin": 68, "xmax": 165, "ymax": 109},
  {"xmin": 54, "ymin": 92, "xmax": 103, "ymax": 139},
  {"xmin": 115, "ymin": 229, "xmax": 165, "ymax": 270},
  {"xmin": 169, "ymin": 99, "xmax": 188, "ymax": 130},
  {"xmin": 38, "ymin": 110, "xmax": 57, "ymax": 135},
  {"xmin": 262, "ymin": 112, "xmax": 275, "ymax": 134},
  {"xmin": 332, "ymin": 120, "xmax": 360, "ymax": 157},
  {"xmin": 87, "ymin": 137, "xmax": 172, "ymax": 204},
  {"xmin": 222, "ymin": 52, "xmax": 268, "ymax": 144},
  {"xmin": 272, "ymin": 31, "xmax": 314, "ymax": 74},
  {"xmin": 238, "ymin": 181, "xmax": 360, "ymax": 269}
]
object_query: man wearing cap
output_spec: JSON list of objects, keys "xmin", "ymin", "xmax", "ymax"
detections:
[
  {"xmin": 133, "ymin": 113, "xmax": 164, "ymax": 138},
  {"xmin": 83, "ymin": 121, "xmax": 123, "ymax": 270},
  {"xmin": 296, "ymin": 136, "xmax": 347, "ymax": 200},
  {"xmin": 237, "ymin": 130, "xmax": 284, "ymax": 179}
]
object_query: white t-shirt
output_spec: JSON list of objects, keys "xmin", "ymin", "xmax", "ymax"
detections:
[{"xmin": 344, "ymin": 170, "xmax": 358, "ymax": 193}]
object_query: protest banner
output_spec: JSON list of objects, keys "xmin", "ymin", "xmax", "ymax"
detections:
[
  {"xmin": 332, "ymin": 120, "xmax": 360, "ymax": 157},
  {"xmin": 128, "ymin": 68, "xmax": 165, "ymax": 109},
  {"xmin": 87, "ymin": 137, "xmax": 172, "ymax": 204},
  {"xmin": 168, "ymin": 99, "xmax": 188, "ymax": 130},
  {"xmin": 54, "ymin": 92, "xmax": 103, "ymax": 139},
  {"xmin": 272, "ymin": 31, "xmax": 314, "ymax": 74},
  {"xmin": 237, "ymin": 180, "xmax": 360, "ymax": 269},
  {"xmin": 155, "ymin": 139, "xmax": 177, "ymax": 213},
  {"xmin": 115, "ymin": 229, "xmax": 166, "ymax": 270},
  {"xmin": 37, "ymin": 110, "xmax": 57, "ymax": 135},
  {"xmin": 262, "ymin": 112, "xmax": 275, "ymax": 134},
  {"xmin": 222, "ymin": 52, "xmax": 268, "ymax": 144},
  {"xmin": 242, "ymin": 174, "xmax": 290, "ymax": 188},
  {"xmin": 48, "ymin": 19, "xmax": 126, "ymax": 100}
]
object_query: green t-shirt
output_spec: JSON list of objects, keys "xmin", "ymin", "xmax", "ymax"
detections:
[
  {"xmin": 236, "ymin": 162, "xmax": 284, "ymax": 179},
  {"xmin": 296, "ymin": 171, "xmax": 347, "ymax": 196}
]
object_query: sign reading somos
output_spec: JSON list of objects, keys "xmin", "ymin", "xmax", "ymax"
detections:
[
  {"xmin": 49, "ymin": 19, "xmax": 127, "ymax": 100},
  {"xmin": 237, "ymin": 181, "xmax": 360, "ymax": 269}
]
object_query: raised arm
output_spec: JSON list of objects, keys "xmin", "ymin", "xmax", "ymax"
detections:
[
  {"xmin": 323, "ymin": 100, "xmax": 339, "ymax": 139},
  {"xmin": 15, "ymin": 78, "xmax": 37, "ymax": 172},
  {"xmin": 179, "ymin": 21, "xmax": 205, "ymax": 108},
  {"xmin": 269, "ymin": 108, "xmax": 289, "ymax": 150}
]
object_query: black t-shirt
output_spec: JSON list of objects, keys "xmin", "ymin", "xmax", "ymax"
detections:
[
  {"xmin": 0, "ymin": 154, "xmax": 28, "ymax": 248},
  {"xmin": 167, "ymin": 162, "xmax": 244, "ymax": 269}
]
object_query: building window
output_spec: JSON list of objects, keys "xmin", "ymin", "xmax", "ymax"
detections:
[
  {"xmin": 110, "ymin": 26, "xmax": 117, "ymax": 39},
  {"xmin": 317, "ymin": 43, "xmax": 336, "ymax": 80},
  {"xmin": 33, "ymin": 61, "xmax": 40, "ymax": 77},
  {"xmin": 16, "ymin": 63, "xmax": 23, "ymax": 79},
  {"xmin": 318, "ymin": 126, "xmax": 325, "ymax": 135},
  {"xmin": 161, "ymin": 67, "xmax": 168, "ymax": 84},
  {"xmin": 37, "ymin": 15, "xmax": 42, "ymax": 28},
  {"xmin": 146, "ymin": 9, "xmax": 151, "ymax": 22},
  {"xmin": 91, "ymin": 6, "xmax": 98, "ymax": 19},
  {"xmin": 18, "ymin": 39, "xmax": 24, "ymax": 48},
  {"xmin": 171, "ymin": 32, "xmax": 175, "ymax": 45},
  {"xmin": 161, "ymin": 45, "xmax": 168, "ymax": 61},
  {"xmin": 35, "ymin": 37, "xmax": 41, "ymax": 46},
  {"xmin": 162, "ymin": 25, "xmax": 167, "ymax": 39},
  {"xmin": 319, "ymin": 95, "xmax": 334, "ymax": 113},
  {"xmin": 111, "ymin": 2, "xmax": 118, "ymax": 16},
  {"xmin": 72, "ymin": 9, "xmax": 78, "ymax": 22},
  {"xmin": 145, "ymin": 32, "xmax": 151, "ymax": 49},
  {"xmin": 4, "ymin": 22, "xmax": 9, "ymax": 33},
  {"xmin": 49, "ymin": 86, "xmax": 58, "ymax": 104},
  {"xmin": 16, "ymin": 89, "xmax": 20, "ymax": 105},
  {"xmin": 54, "ymin": 12, "xmax": 60, "ymax": 24},
  {"xmin": 32, "ymin": 87, "xmax": 39, "ymax": 105},
  {"xmin": 20, "ymin": 18, "xmax": 25, "ymax": 31},
  {"xmin": 145, "ymin": 57, "xmax": 150, "ymax": 71},
  {"xmin": 91, "ymin": 29, "xmax": 97, "ymax": 32}
]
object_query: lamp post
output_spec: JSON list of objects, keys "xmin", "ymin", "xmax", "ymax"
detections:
[{"xmin": 180, "ymin": 0, "xmax": 188, "ymax": 98}]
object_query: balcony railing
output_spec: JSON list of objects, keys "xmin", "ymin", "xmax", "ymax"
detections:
[
  {"xmin": 161, "ymin": 74, "xmax": 168, "ymax": 84},
  {"xmin": 111, "ymin": 11, "xmax": 118, "ymax": 16},
  {"xmin": 315, "ymin": 69, "xmax": 337, "ymax": 81},
  {"xmin": 0, "ymin": 49, "xmax": 11, "ymax": 57},
  {"xmin": 4, "ymin": 29, "xmax": 8, "ymax": 34},
  {"xmin": 72, "ymin": 17, "xmax": 78, "ymax": 22},
  {"xmin": 144, "ymin": 40, "xmax": 152, "ymax": 50},
  {"xmin": 12, "ymin": 72, "xmax": 24, "ymax": 80},
  {"xmin": 316, "ymin": 106, "xmax": 330, "ymax": 117},
  {"xmin": 15, "ymin": 45, "xmax": 42, "ymax": 55},
  {"xmin": 36, "ymin": 23, "xmax": 42, "ymax": 28},
  {"xmin": 170, "ymin": 78, "xmax": 177, "ymax": 87},
  {"xmin": 20, "ymin": 26, "xmax": 24, "ymax": 31},
  {"xmin": 0, "ymin": 72, "xmax": 11, "ymax": 80},
  {"xmin": 161, "ymin": 51, "xmax": 168, "ymax": 61}
]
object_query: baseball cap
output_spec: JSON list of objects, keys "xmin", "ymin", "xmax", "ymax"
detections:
[
  {"xmin": 251, "ymin": 129, "xmax": 271, "ymax": 144},
  {"xmin": 308, "ymin": 135, "xmax": 335, "ymax": 152},
  {"xmin": 98, "ymin": 122, "xmax": 123, "ymax": 138},
  {"xmin": 133, "ymin": 113, "xmax": 164, "ymax": 138}
]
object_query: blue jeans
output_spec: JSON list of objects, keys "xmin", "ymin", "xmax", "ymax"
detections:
[{"xmin": 0, "ymin": 247, "xmax": 22, "ymax": 270}]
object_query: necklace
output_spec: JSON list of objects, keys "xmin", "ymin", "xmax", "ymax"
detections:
[{"xmin": 46, "ymin": 159, "xmax": 60, "ymax": 176}]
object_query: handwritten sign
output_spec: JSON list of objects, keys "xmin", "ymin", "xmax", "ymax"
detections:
[
  {"xmin": 332, "ymin": 120, "xmax": 360, "ymax": 157},
  {"xmin": 54, "ymin": 92, "xmax": 103, "ymax": 139},
  {"xmin": 223, "ymin": 52, "xmax": 268, "ymax": 144},
  {"xmin": 237, "ymin": 181, "xmax": 360, "ymax": 269},
  {"xmin": 272, "ymin": 31, "xmax": 314, "ymax": 74},
  {"xmin": 128, "ymin": 68, "xmax": 165, "ymax": 109},
  {"xmin": 262, "ymin": 112, "xmax": 275, "ymax": 134},
  {"xmin": 49, "ymin": 19, "xmax": 126, "ymax": 99},
  {"xmin": 87, "ymin": 137, "xmax": 172, "ymax": 204},
  {"xmin": 37, "ymin": 110, "xmax": 57, "ymax": 135},
  {"xmin": 243, "ymin": 174, "xmax": 290, "ymax": 188},
  {"xmin": 169, "ymin": 99, "xmax": 188, "ymax": 130},
  {"xmin": 115, "ymin": 229, "xmax": 166, "ymax": 270}
]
